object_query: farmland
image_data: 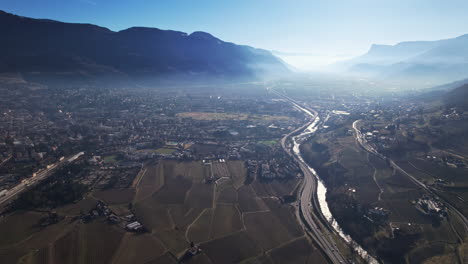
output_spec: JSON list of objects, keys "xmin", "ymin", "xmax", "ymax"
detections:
[
  {"xmin": 0, "ymin": 158, "xmax": 327, "ymax": 263},
  {"xmin": 130, "ymin": 160, "xmax": 325, "ymax": 263},
  {"xmin": 300, "ymin": 119, "xmax": 467, "ymax": 263},
  {"xmin": 176, "ymin": 112, "xmax": 290, "ymax": 122}
]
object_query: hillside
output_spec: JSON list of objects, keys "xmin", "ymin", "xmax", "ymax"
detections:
[
  {"xmin": 445, "ymin": 83, "xmax": 468, "ymax": 110},
  {"xmin": 337, "ymin": 34, "xmax": 468, "ymax": 87},
  {"xmin": 0, "ymin": 10, "xmax": 288, "ymax": 85}
]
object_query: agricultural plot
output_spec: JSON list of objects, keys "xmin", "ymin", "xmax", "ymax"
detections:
[
  {"xmin": 338, "ymin": 147, "xmax": 380, "ymax": 204},
  {"xmin": 111, "ymin": 233, "xmax": 166, "ymax": 264},
  {"xmin": 237, "ymin": 185, "xmax": 269, "ymax": 213},
  {"xmin": 212, "ymin": 161, "xmax": 230, "ymax": 178},
  {"xmin": 210, "ymin": 204, "xmax": 243, "ymax": 239},
  {"xmin": 0, "ymin": 159, "xmax": 317, "ymax": 263},
  {"xmin": 268, "ymin": 236, "xmax": 327, "ymax": 264},
  {"xmin": 244, "ymin": 210, "xmax": 300, "ymax": 250},
  {"xmin": 201, "ymin": 231, "xmax": 262, "ymax": 263},
  {"xmin": 306, "ymin": 124, "xmax": 466, "ymax": 263},
  {"xmin": 133, "ymin": 160, "xmax": 315, "ymax": 263},
  {"xmin": 81, "ymin": 220, "xmax": 125, "ymax": 264},
  {"xmin": 251, "ymin": 178, "xmax": 299, "ymax": 198},
  {"xmin": 176, "ymin": 112, "xmax": 289, "ymax": 122},
  {"xmin": 52, "ymin": 227, "xmax": 81, "ymax": 264},
  {"xmin": 145, "ymin": 252, "xmax": 178, "ymax": 264},
  {"xmin": 93, "ymin": 188, "xmax": 135, "ymax": 205},
  {"xmin": 0, "ymin": 211, "xmax": 44, "ymax": 247},
  {"xmin": 186, "ymin": 208, "xmax": 213, "ymax": 243}
]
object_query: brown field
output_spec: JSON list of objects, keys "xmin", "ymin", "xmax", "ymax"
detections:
[
  {"xmin": 152, "ymin": 175, "xmax": 192, "ymax": 204},
  {"xmin": 201, "ymin": 231, "xmax": 262, "ymax": 264},
  {"xmin": 93, "ymin": 188, "xmax": 135, "ymax": 205},
  {"xmin": 227, "ymin": 160, "xmax": 247, "ymax": 189},
  {"xmin": 262, "ymin": 198, "xmax": 304, "ymax": 237},
  {"xmin": 0, "ymin": 159, "xmax": 320, "ymax": 263},
  {"xmin": 0, "ymin": 211, "xmax": 44, "ymax": 247},
  {"xmin": 134, "ymin": 200, "xmax": 173, "ymax": 232},
  {"xmin": 186, "ymin": 209, "xmax": 213, "ymax": 243},
  {"xmin": 210, "ymin": 204, "xmax": 243, "ymax": 239},
  {"xmin": 251, "ymin": 179, "xmax": 299, "ymax": 198},
  {"xmin": 212, "ymin": 161, "xmax": 230, "ymax": 178},
  {"xmin": 134, "ymin": 163, "xmax": 165, "ymax": 202},
  {"xmin": 154, "ymin": 229, "xmax": 188, "ymax": 255},
  {"xmin": 57, "ymin": 197, "xmax": 98, "ymax": 216},
  {"xmin": 244, "ymin": 211, "xmax": 299, "ymax": 250},
  {"xmin": 239, "ymin": 254, "xmax": 273, "ymax": 264},
  {"xmin": 111, "ymin": 233, "xmax": 166, "ymax": 264},
  {"xmin": 338, "ymin": 148, "xmax": 380, "ymax": 203},
  {"xmin": 268, "ymin": 237, "xmax": 327, "ymax": 264},
  {"xmin": 26, "ymin": 246, "xmax": 49, "ymax": 264},
  {"xmin": 217, "ymin": 185, "xmax": 238, "ymax": 204},
  {"xmin": 145, "ymin": 252, "xmax": 178, "ymax": 264},
  {"xmin": 237, "ymin": 185, "xmax": 268, "ymax": 213},
  {"xmin": 185, "ymin": 252, "xmax": 214, "ymax": 264},
  {"xmin": 168, "ymin": 205, "xmax": 204, "ymax": 231},
  {"xmin": 185, "ymin": 183, "xmax": 213, "ymax": 208},
  {"xmin": 52, "ymin": 227, "xmax": 81, "ymax": 264},
  {"xmin": 82, "ymin": 220, "xmax": 125, "ymax": 264},
  {"xmin": 8, "ymin": 219, "xmax": 125, "ymax": 264}
]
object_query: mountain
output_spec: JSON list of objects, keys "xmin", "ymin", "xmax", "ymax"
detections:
[
  {"xmin": 0, "ymin": 10, "xmax": 288, "ymax": 85},
  {"xmin": 336, "ymin": 34, "xmax": 468, "ymax": 87},
  {"xmin": 445, "ymin": 83, "xmax": 468, "ymax": 110},
  {"xmin": 427, "ymin": 78, "xmax": 468, "ymax": 92}
]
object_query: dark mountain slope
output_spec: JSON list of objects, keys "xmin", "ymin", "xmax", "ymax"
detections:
[
  {"xmin": 0, "ymin": 10, "xmax": 288, "ymax": 82},
  {"xmin": 445, "ymin": 83, "xmax": 468, "ymax": 110}
]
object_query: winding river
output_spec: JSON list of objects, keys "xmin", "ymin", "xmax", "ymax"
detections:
[{"xmin": 292, "ymin": 104, "xmax": 379, "ymax": 264}]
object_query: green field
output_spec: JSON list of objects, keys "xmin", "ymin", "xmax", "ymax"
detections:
[
  {"xmin": 258, "ymin": 139, "xmax": 278, "ymax": 147},
  {"xmin": 154, "ymin": 148, "xmax": 176, "ymax": 155},
  {"xmin": 103, "ymin": 155, "xmax": 118, "ymax": 163}
]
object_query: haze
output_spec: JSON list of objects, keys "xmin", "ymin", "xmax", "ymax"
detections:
[{"xmin": 3, "ymin": 0, "xmax": 468, "ymax": 70}]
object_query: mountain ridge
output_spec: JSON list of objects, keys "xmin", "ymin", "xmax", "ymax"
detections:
[
  {"xmin": 0, "ymin": 10, "xmax": 288, "ymax": 85},
  {"xmin": 335, "ymin": 34, "xmax": 468, "ymax": 87}
]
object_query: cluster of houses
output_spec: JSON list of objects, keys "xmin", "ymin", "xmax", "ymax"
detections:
[
  {"xmin": 364, "ymin": 207, "xmax": 388, "ymax": 224},
  {"xmin": 416, "ymin": 195, "xmax": 447, "ymax": 218},
  {"xmin": 425, "ymin": 154, "xmax": 466, "ymax": 168},
  {"xmin": 81, "ymin": 201, "xmax": 144, "ymax": 232}
]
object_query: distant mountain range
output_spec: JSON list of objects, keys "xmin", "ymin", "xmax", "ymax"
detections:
[
  {"xmin": 336, "ymin": 34, "xmax": 468, "ymax": 87},
  {"xmin": 0, "ymin": 10, "xmax": 288, "ymax": 85}
]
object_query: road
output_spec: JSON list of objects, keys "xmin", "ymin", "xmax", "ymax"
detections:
[
  {"xmin": 274, "ymin": 89, "xmax": 348, "ymax": 264},
  {"xmin": 352, "ymin": 119, "xmax": 468, "ymax": 230},
  {"xmin": 0, "ymin": 152, "xmax": 84, "ymax": 209},
  {"xmin": 0, "ymin": 155, "xmax": 12, "ymax": 167}
]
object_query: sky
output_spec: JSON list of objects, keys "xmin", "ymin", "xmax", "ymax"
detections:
[{"xmin": 2, "ymin": 0, "xmax": 468, "ymax": 70}]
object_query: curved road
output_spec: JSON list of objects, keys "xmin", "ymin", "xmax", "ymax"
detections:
[
  {"xmin": 352, "ymin": 119, "xmax": 468, "ymax": 230},
  {"xmin": 274, "ymin": 89, "xmax": 348, "ymax": 264}
]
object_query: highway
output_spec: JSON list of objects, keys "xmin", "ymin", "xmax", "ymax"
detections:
[
  {"xmin": 0, "ymin": 152, "xmax": 84, "ymax": 209},
  {"xmin": 273, "ymin": 89, "xmax": 348, "ymax": 264},
  {"xmin": 352, "ymin": 119, "xmax": 468, "ymax": 230}
]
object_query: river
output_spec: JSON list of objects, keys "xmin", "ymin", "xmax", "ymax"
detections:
[{"xmin": 292, "ymin": 104, "xmax": 379, "ymax": 264}]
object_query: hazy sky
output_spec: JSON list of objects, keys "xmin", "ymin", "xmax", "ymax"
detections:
[{"xmin": 2, "ymin": 0, "xmax": 468, "ymax": 69}]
